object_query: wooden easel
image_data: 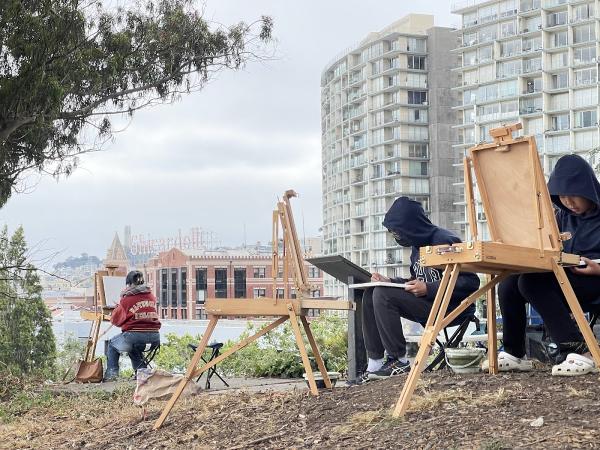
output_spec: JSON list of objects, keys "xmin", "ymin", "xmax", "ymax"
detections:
[
  {"xmin": 80, "ymin": 264, "xmax": 119, "ymax": 362},
  {"xmin": 153, "ymin": 190, "xmax": 353, "ymax": 429},
  {"xmin": 393, "ymin": 123, "xmax": 600, "ymax": 417}
]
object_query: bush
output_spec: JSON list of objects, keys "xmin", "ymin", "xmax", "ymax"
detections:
[
  {"xmin": 53, "ymin": 335, "xmax": 85, "ymax": 380},
  {"xmin": 153, "ymin": 315, "xmax": 348, "ymax": 378}
]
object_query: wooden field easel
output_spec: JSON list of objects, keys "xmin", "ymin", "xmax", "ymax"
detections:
[
  {"xmin": 79, "ymin": 264, "xmax": 119, "ymax": 362},
  {"xmin": 154, "ymin": 190, "xmax": 354, "ymax": 429},
  {"xmin": 393, "ymin": 123, "xmax": 600, "ymax": 417}
]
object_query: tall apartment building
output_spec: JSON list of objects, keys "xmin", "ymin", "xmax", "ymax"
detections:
[
  {"xmin": 452, "ymin": 0, "xmax": 600, "ymax": 237},
  {"xmin": 320, "ymin": 14, "xmax": 459, "ymax": 295}
]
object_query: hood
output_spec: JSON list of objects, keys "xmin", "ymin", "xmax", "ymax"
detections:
[
  {"xmin": 548, "ymin": 154, "xmax": 600, "ymax": 214},
  {"xmin": 382, "ymin": 197, "xmax": 438, "ymax": 247}
]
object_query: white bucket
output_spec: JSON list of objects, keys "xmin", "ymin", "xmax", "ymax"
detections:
[{"xmin": 445, "ymin": 348, "xmax": 486, "ymax": 374}]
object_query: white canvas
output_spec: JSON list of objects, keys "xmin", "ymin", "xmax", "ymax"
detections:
[{"xmin": 102, "ymin": 276, "xmax": 126, "ymax": 307}]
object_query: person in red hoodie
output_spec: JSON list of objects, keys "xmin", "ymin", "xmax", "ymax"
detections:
[{"xmin": 104, "ymin": 270, "xmax": 161, "ymax": 381}]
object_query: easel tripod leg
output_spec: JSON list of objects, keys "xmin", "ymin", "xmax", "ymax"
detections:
[
  {"xmin": 153, "ymin": 317, "xmax": 218, "ymax": 430},
  {"xmin": 551, "ymin": 260, "xmax": 600, "ymax": 367},
  {"xmin": 393, "ymin": 264, "xmax": 460, "ymax": 417},
  {"xmin": 300, "ymin": 316, "xmax": 332, "ymax": 389},
  {"xmin": 486, "ymin": 275, "xmax": 498, "ymax": 375},
  {"xmin": 287, "ymin": 304, "xmax": 318, "ymax": 395}
]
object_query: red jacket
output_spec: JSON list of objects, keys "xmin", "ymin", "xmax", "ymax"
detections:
[{"xmin": 111, "ymin": 290, "xmax": 161, "ymax": 332}]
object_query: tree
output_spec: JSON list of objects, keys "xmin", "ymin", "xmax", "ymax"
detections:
[
  {"xmin": 0, "ymin": 226, "xmax": 56, "ymax": 375},
  {"xmin": 0, "ymin": 0, "xmax": 274, "ymax": 207}
]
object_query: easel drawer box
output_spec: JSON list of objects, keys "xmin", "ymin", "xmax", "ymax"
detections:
[{"xmin": 419, "ymin": 241, "xmax": 580, "ymax": 273}]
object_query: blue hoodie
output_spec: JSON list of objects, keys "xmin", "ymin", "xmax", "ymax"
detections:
[
  {"xmin": 382, "ymin": 197, "xmax": 480, "ymax": 305},
  {"xmin": 548, "ymin": 154, "xmax": 600, "ymax": 259}
]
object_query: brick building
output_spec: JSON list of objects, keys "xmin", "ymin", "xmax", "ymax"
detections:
[{"xmin": 144, "ymin": 248, "xmax": 324, "ymax": 320}]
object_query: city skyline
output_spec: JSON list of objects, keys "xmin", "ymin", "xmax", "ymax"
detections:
[{"xmin": 0, "ymin": 1, "xmax": 454, "ymax": 265}]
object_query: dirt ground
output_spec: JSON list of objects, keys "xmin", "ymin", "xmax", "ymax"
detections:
[{"xmin": 2, "ymin": 367, "xmax": 600, "ymax": 450}]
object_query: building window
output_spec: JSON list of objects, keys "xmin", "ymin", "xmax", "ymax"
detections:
[
  {"xmin": 253, "ymin": 288, "xmax": 266, "ymax": 298},
  {"xmin": 160, "ymin": 269, "xmax": 168, "ymax": 307},
  {"xmin": 408, "ymin": 143, "xmax": 428, "ymax": 158},
  {"xmin": 573, "ymin": 3, "xmax": 595, "ymax": 22},
  {"xmin": 574, "ymin": 67, "xmax": 597, "ymax": 86},
  {"xmin": 215, "ymin": 268, "xmax": 227, "ymax": 298},
  {"xmin": 276, "ymin": 288, "xmax": 285, "ymax": 299},
  {"xmin": 234, "ymin": 268, "xmax": 246, "ymax": 298},
  {"xmin": 180, "ymin": 267, "xmax": 187, "ymax": 307},
  {"xmin": 181, "ymin": 309, "xmax": 187, "ymax": 320},
  {"xmin": 407, "ymin": 91, "xmax": 427, "ymax": 105},
  {"xmin": 547, "ymin": 11, "xmax": 567, "ymax": 27},
  {"xmin": 574, "ymin": 46, "xmax": 596, "ymax": 65},
  {"xmin": 551, "ymin": 31, "xmax": 568, "ymax": 48},
  {"xmin": 551, "ymin": 114, "xmax": 569, "ymax": 131},
  {"xmin": 161, "ymin": 308, "xmax": 167, "ymax": 319},
  {"xmin": 171, "ymin": 309, "xmax": 178, "ymax": 319},
  {"xmin": 195, "ymin": 268, "xmax": 207, "ymax": 304},
  {"xmin": 409, "ymin": 161, "xmax": 428, "ymax": 176},
  {"xmin": 575, "ymin": 110, "xmax": 597, "ymax": 128},
  {"xmin": 406, "ymin": 38, "xmax": 426, "ymax": 53},
  {"xmin": 574, "ymin": 24, "xmax": 595, "ymax": 44},
  {"xmin": 253, "ymin": 267, "xmax": 266, "ymax": 278},
  {"xmin": 170, "ymin": 268, "xmax": 178, "ymax": 307},
  {"xmin": 407, "ymin": 55, "xmax": 426, "ymax": 70},
  {"xmin": 308, "ymin": 266, "xmax": 320, "ymax": 278},
  {"xmin": 552, "ymin": 72, "xmax": 568, "ymax": 89}
]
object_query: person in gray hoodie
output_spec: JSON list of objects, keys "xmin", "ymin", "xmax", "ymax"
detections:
[{"xmin": 359, "ymin": 197, "xmax": 480, "ymax": 382}]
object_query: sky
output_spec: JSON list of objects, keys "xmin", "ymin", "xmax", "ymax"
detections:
[{"xmin": 0, "ymin": 0, "xmax": 456, "ymax": 264}]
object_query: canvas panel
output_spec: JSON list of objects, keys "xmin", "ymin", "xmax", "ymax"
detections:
[{"xmin": 469, "ymin": 137, "xmax": 559, "ymax": 251}]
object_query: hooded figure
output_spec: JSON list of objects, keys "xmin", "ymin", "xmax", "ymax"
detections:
[
  {"xmin": 497, "ymin": 154, "xmax": 600, "ymax": 376},
  {"xmin": 548, "ymin": 154, "xmax": 600, "ymax": 258},
  {"xmin": 382, "ymin": 197, "xmax": 479, "ymax": 304}
]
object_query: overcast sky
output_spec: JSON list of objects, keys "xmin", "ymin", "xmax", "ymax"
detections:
[{"xmin": 0, "ymin": 1, "xmax": 456, "ymax": 264}]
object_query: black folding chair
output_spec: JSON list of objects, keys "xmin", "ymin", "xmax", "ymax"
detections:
[
  {"xmin": 130, "ymin": 341, "xmax": 161, "ymax": 371},
  {"xmin": 188, "ymin": 342, "xmax": 230, "ymax": 389}
]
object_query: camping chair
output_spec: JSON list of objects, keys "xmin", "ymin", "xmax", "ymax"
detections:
[
  {"xmin": 130, "ymin": 341, "xmax": 161, "ymax": 372},
  {"xmin": 188, "ymin": 342, "xmax": 229, "ymax": 389},
  {"xmin": 424, "ymin": 305, "xmax": 479, "ymax": 372}
]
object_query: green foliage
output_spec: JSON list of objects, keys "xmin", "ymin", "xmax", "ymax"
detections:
[
  {"xmin": 0, "ymin": 0, "xmax": 274, "ymax": 207},
  {"xmin": 154, "ymin": 315, "xmax": 348, "ymax": 378},
  {"xmin": 0, "ymin": 226, "xmax": 56, "ymax": 376},
  {"xmin": 54, "ymin": 335, "xmax": 85, "ymax": 379},
  {"xmin": 154, "ymin": 332, "xmax": 202, "ymax": 372}
]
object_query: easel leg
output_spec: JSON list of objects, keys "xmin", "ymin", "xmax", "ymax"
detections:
[
  {"xmin": 486, "ymin": 275, "xmax": 498, "ymax": 374},
  {"xmin": 551, "ymin": 260, "xmax": 600, "ymax": 367},
  {"xmin": 153, "ymin": 316, "xmax": 218, "ymax": 430},
  {"xmin": 85, "ymin": 317, "xmax": 102, "ymax": 362},
  {"xmin": 190, "ymin": 316, "xmax": 288, "ymax": 379},
  {"xmin": 287, "ymin": 303, "xmax": 318, "ymax": 395},
  {"xmin": 300, "ymin": 316, "xmax": 331, "ymax": 389},
  {"xmin": 393, "ymin": 264, "xmax": 460, "ymax": 417}
]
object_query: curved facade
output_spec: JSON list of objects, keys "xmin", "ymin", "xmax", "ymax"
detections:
[
  {"xmin": 320, "ymin": 14, "xmax": 460, "ymax": 296},
  {"xmin": 452, "ymin": 0, "xmax": 600, "ymax": 239}
]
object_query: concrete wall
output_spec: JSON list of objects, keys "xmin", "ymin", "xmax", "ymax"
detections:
[{"xmin": 427, "ymin": 27, "xmax": 462, "ymax": 238}]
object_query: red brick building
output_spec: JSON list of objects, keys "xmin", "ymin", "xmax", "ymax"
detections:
[{"xmin": 144, "ymin": 248, "xmax": 324, "ymax": 320}]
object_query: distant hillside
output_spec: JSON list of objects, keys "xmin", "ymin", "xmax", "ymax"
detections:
[{"xmin": 54, "ymin": 253, "xmax": 101, "ymax": 270}]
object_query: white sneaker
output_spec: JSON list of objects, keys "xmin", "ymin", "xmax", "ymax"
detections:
[
  {"xmin": 552, "ymin": 353, "xmax": 596, "ymax": 377},
  {"xmin": 482, "ymin": 351, "xmax": 533, "ymax": 372}
]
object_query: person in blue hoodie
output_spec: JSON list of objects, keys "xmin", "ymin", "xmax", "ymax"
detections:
[
  {"xmin": 359, "ymin": 197, "xmax": 480, "ymax": 382},
  {"xmin": 497, "ymin": 154, "xmax": 600, "ymax": 376}
]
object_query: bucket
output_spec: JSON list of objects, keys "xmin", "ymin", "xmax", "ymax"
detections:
[{"xmin": 445, "ymin": 348, "xmax": 486, "ymax": 374}]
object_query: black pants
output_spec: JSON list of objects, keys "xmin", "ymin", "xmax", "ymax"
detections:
[
  {"xmin": 362, "ymin": 287, "xmax": 435, "ymax": 360},
  {"xmin": 498, "ymin": 271, "xmax": 600, "ymax": 358}
]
